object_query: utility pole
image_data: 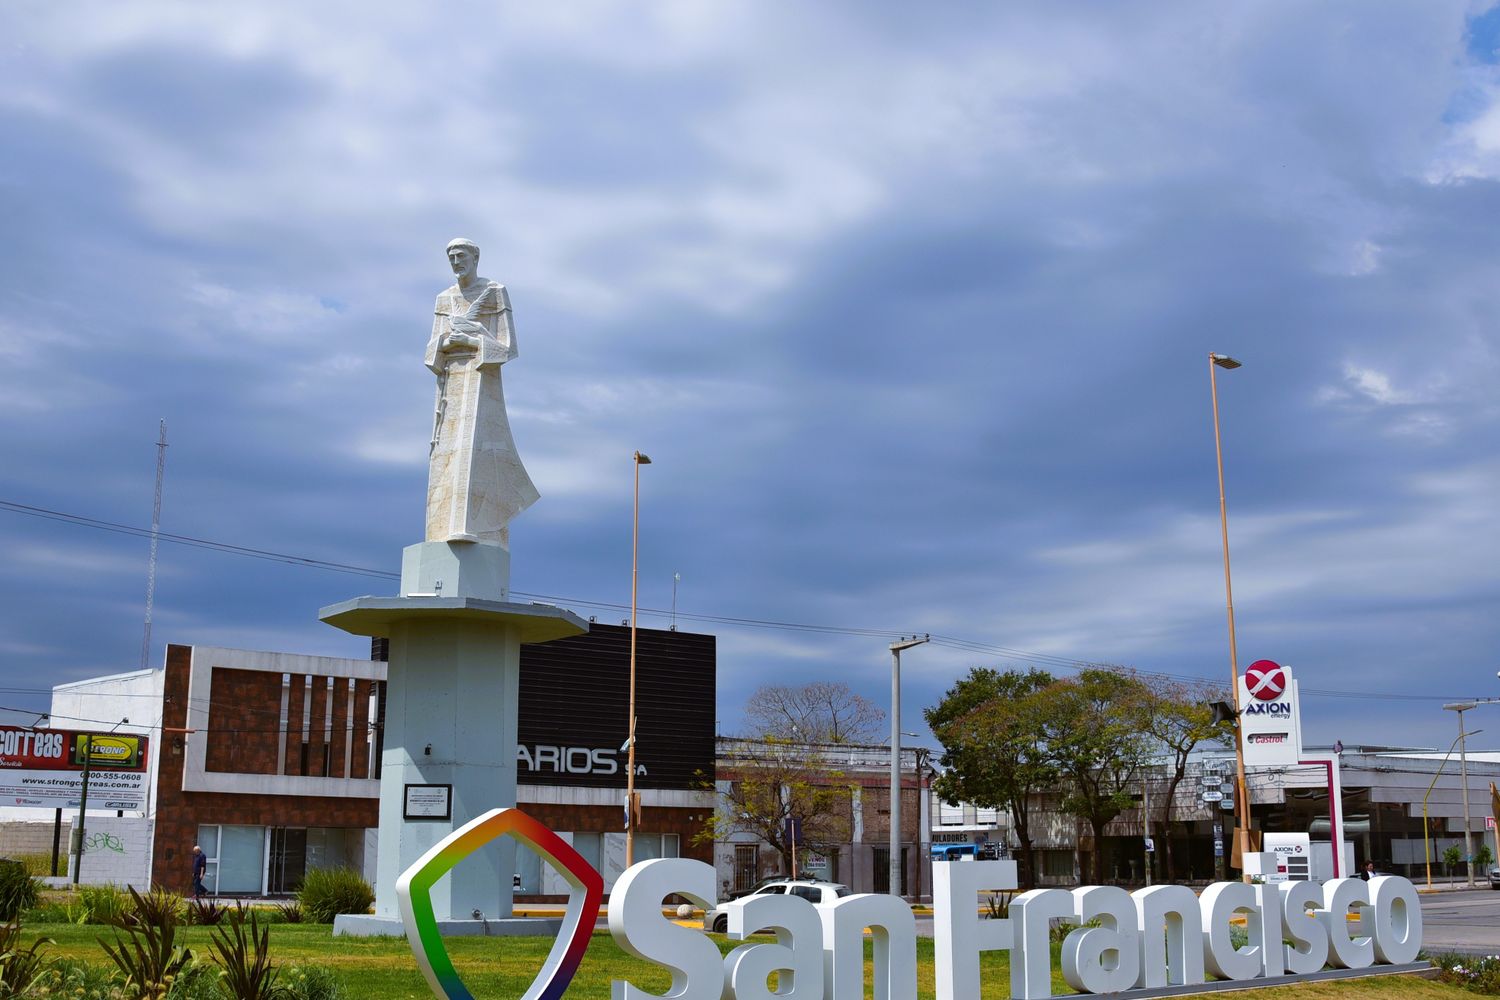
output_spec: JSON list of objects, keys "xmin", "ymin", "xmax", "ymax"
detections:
[
  {"xmin": 889, "ymin": 635, "xmax": 928, "ymax": 898},
  {"xmin": 70, "ymin": 734, "xmax": 93, "ymax": 886},
  {"xmin": 140, "ymin": 419, "xmax": 167, "ymax": 671}
]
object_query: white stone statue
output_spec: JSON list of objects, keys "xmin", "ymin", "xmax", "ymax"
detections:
[{"xmin": 424, "ymin": 238, "xmax": 539, "ymax": 548}]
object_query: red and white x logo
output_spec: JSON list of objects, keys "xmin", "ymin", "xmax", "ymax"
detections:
[{"xmin": 1245, "ymin": 660, "xmax": 1286, "ymax": 701}]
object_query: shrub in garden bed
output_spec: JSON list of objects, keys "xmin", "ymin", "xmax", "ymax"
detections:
[
  {"xmin": 27, "ymin": 957, "xmax": 122, "ymax": 1000},
  {"xmin": 1432, "ymin": 952, "xmax": 1500, "ymax": 995},
  {"xmin": 79, "ymin": 884, "xmax": 131, "ymax": 925},
  {"xmin": 296, "ymin": 869, "xmax": 373, "ymax": 924},
  {"xmin": 0, "ymin": 858, "xmax": 41, "ymax": 921},
  {"xmin": 283, "ymin": 965, "xmax": 349, "ymax": 1000},
  {"xmin": 0, "ymin": 917, "xmax": 51, "ymax": 997}
]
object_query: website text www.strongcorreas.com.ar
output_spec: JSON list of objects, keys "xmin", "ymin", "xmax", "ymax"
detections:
[{"xmin": 19, "ymin": 776, "xmax": 139, "ymax": 788}]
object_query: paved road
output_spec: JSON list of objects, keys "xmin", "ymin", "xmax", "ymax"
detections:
[{"xmin": 1419, "ymin": 886, "xmax": 1500, "ymax": 955}]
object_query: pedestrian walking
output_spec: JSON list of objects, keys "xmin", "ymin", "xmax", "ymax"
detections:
[{"xmin": 191, "ymin": 845, "xmax": 207, "ymax": 899}]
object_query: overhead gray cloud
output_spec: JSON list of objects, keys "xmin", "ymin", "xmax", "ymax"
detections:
[{"xmin": 1, "ymin": 1, "xmax": 1498, "ymax": 751}]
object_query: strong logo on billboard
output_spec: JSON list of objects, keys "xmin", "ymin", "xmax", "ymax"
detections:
[
  {"xmin": 1245, "ymin": 659, "xmax": 1287, "ymax": 701},
  {"xmin": 396, "ymin": 809, "xmax": 602, "ymax": 1000}
]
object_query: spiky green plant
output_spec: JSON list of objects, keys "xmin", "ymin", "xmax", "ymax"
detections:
[
  {"xmin": 0, "ymin": 918, "xmax": 52, "ymax": 999},
  {"xmin": 207, "ymin": 907, "xmax": 280, "ymax": 1000},
  {"xmin": 98, "ymin": 887, "xmax": 193, "ymax": 1000}
]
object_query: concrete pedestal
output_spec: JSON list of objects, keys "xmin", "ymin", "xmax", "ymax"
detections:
[{"xmin": 320, "ymin": 592, "xmax": 586, "ymax": 931}]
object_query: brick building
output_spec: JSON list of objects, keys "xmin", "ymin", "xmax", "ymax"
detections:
[
  {"xmin": 48, "ymin": 623, "xmax": 717, "ymax": 898},
  {"xmin": 712, "ymin": 738, "xmax": 934, "ymax": 900}
]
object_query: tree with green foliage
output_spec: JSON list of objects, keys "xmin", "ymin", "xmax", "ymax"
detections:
[
  {"xmin": 1476, "ymin": 841, "xmax": 1494, "ymax": 870},
  {"xmin": 1442, "ymin": 843, "xmax": 1463, "ymax": 878},
  {"xmin": 699, "ymin": 737, "xmax": 855, "ymax": 875},
  {"xmin": 924, "ymin": 667, "xmax": 1055, "ymax": 888},
  {"xmin": 1133, "ymin": 671, "xmax": 1233, "ymax": 881},
  {"xmin": 1039, "ymin": 668, "xmax": 1153, "ymax": 885}
]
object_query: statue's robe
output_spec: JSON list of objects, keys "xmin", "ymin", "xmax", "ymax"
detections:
[{"xmin": 424, "ymin": 280, "xmax": 539, "ymax": 547}]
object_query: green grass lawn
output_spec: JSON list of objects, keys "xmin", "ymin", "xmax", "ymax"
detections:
[{"xmin": 23, "ymin": 923, "xmax": 1468, "ymax": 1000}]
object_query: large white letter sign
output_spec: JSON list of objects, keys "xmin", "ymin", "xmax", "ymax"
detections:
[
  {"xmin": 819, "ymin": 894, "xmax": 916, "ymax": 1000},
  {"xmin": 1368, "ymin": 876, "xmax": 1422, "ymax": 965},
  {"xmin": 1199, "ymin": 882, "xmax": 1261, "ymax": 981},
  {"xmin": 1011, "ymin": 889, "xmax": 1073, "ymax": 1000},
  {"xmin": 722, "ymin": 893, "xmax": 824, "ymax": 1000},
  {"xmin": 1321, "ymin": 878, "xmax": 1374, "ymax": 970},
  {"xmin": 1253, "ymin": 884, "xmax": 1285, "ymax": 977},
  {"xmin": 1061, "ymin": 886, "xmax": 1140, "ymax": 995},
  {"xmin": 1279, "ymin": 880, "xmax": 1329, "ymax": 975},
  {"xmin": 1132, "ymin": 885, "xmax": 1202, "ymax": 988},
  {"xmin": 932, "ymin": 860, "xmax": 1015, "ymax": 1000},
  {"xmin": 609, "ymin": 859, "xmax": 722, "ymax": 1000}
]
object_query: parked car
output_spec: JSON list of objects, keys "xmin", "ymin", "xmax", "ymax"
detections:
[
  {"xmin": 1489, "ymin": 867, "xmax": 1499, "ymax": 890},
  {"xmin": 729, "ymin": 875, "xmax": 795, "ymax": 900},
  {"xmin": 704, "ymin": 879, "xmax": 852, "ymax": 933}
]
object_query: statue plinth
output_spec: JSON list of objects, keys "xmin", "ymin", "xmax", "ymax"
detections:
[{"xmin": 322, "ymin": 594, "xmax": 587, "ymax": 935}]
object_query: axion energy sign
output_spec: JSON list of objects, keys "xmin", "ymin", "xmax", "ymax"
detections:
[
  {"xmin": 1239, "ymin": 659, "xmax": 1305, "ymax": 766},
  {"xmin": 398, "ymin": 811, "xmax": 1424, "ymax": 1000},
  {"xmin": 0, "ymin": 726, "xmax": 149, "ymax": 810}
]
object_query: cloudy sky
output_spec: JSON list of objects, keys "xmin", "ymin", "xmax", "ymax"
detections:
[{"xmin": 3, "ymin": 2, "xmax": 1499, "ymax": 754}]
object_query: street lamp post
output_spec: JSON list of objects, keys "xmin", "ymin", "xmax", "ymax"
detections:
[
  {"xmin": 889, "ymin": 635, "xmax": 928, "ymax": 898},
  {"xmin": 1422, "ymin": 727, "xmax": 1482, "ymax": 889},
  {"xmin": 1445, "ymin": 702, "xmax": 1479, "ymax": 887},
  {"xmin": 1208, "ymin": 352, "xmax": 1252, "ymax": 870},
  {"xmin": 626, "ymin": 450, "xmax": 651, "ymax": 868}
]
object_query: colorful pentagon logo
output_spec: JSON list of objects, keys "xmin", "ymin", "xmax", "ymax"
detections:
[{"xmin": 397, "ymin": 808, "xmax": 603, "ymax": 1000}]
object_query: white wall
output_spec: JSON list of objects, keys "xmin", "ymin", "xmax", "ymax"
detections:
[{"xmin": 67, "ymin": 815, "xmax": 153, "ymax": 889}]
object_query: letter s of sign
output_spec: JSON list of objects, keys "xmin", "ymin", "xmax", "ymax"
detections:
[
  {"xmin": 592, "ymin": 748, "xmax": 619, "ymax": 775},
  {"xmin": 610, "ymin": 859, "xmax": 721, "ymax": 1000}
]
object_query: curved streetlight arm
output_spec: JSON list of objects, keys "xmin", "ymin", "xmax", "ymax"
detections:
[{"xmin": 1423, "ymin": 727, "xmax": 1484, "ymax": 889}]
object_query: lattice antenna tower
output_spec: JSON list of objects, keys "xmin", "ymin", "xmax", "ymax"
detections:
[{"xmin": 140, "ymin": 419, "xmax": 167, "ymax": 671}]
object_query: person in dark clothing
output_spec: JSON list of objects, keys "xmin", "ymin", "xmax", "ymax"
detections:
[
  {"xmin": 191, "ymin": 845, "xmax": 207, "ymax": 899},
  {"xmin": 1360, "ymin": 861, "xmax": 1377, "ymax": 881}
]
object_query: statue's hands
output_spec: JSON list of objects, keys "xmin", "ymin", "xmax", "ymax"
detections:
[{"xmin": 442, "ymin": 328, "xmax": 482, "ymax": 351}]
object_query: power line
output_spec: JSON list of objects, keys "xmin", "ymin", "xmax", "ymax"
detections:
[{"xmin": 0, "ymin": 498, "xmax": 1487, "ymax": 706}]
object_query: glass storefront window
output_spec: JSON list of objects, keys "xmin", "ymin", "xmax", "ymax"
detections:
[{"xmin": 217, "ymin": 825, "xmax": 267, "ymax": 894}]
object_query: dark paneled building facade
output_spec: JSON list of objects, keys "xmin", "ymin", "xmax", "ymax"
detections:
[{"xmin": 144, "ymin": 623, "xmax": 715, "ymax": 898}]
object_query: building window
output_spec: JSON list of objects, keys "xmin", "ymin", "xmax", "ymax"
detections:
[
  {"xmin": 734, "ymin": 844, "xmax": 757, "ymax": 893},
  {"xmin": 938, "ymin": 801, "xmax": 965, "ymax": 826},
  {"xmin": 1043, "ymin": 850, "xmax": 1074, "ymax": 878}
]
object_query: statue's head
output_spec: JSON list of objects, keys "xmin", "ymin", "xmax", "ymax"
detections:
[{"xmin": 446, "ymin": 238, "xmax": 480, "ymax": 277}]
